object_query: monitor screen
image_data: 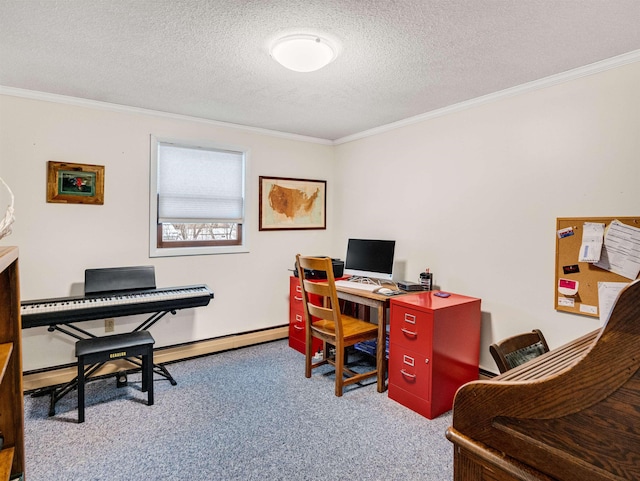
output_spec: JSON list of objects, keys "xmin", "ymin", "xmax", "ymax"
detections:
[{"xmin": 343, "ymin": 238, "xmax": 396, "ymax": 281}]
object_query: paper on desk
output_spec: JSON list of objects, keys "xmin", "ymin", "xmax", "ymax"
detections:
[
  {"xmin": 594, "ymin": 220, "xmax": 640, "ymax": 280},
  {"xmin": 598, "ymin": 281, "xmax": 629, "ymax": 326},
  {"xmin": 578, "ymin": 222, "xmax": 604, "ymax": 262}
]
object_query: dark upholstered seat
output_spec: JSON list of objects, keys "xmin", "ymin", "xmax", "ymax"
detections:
[{"xmin": 75, "ymin": 331, "xmax": 155, "ymax": 423}]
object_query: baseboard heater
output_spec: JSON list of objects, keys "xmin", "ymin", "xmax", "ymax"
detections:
[{"xmin": 23, "ymin": 325, "xmax": 288, "ymax": 392}]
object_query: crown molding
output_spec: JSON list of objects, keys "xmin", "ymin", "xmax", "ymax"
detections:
[
  {"xmin": 2, "ymin": 49, "xmax": 639, "ymax": 147},
  {"xmin": 0, "ymin": 86, "xmax": 333, "ymax": 146},
  {"xmin": 334, "ymin": 49, "xmax": 640, "ymax": 145}
]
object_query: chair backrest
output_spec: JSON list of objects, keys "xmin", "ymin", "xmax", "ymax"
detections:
[
  {"xmin": 489, "ymin": 329, "xmax": 550, "ymax": 374},
  {"xmin": 296, "ymin": 255, "xmax": 343, "ymax": 337}
]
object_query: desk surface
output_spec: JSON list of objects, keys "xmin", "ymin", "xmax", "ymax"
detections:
[{"xmin": 334, "ymin": 283, "xmax": 419, "ymax": 301}]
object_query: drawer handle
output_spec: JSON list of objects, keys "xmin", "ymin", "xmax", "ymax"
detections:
[
  {"xmin": 294, "ymin": 296, "xmax": 303, "ymax": 301},
  {"xmin": 293, "ymin": 324, "xmax": 304, "ymax": 331},
  {"xmin": 404, "ymin": 313, "xmax": 416, "ymax": 324},
  {"xmin": 401, "ymin": 328, "xmax": 418, "ymax": 338},
  {"xmin": 400, "ymin": 369, "xmax": 416, "ymax": 380}
]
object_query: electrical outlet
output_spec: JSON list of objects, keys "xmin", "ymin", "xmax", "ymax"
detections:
[{"xmin": 105, "ymin": 318, "xmax": 115, "ymax": 332}]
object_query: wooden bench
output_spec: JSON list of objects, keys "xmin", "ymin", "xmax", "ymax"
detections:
[{"xmin": 75, "ymin": 331, "xmax": 155, "ymax": 423}]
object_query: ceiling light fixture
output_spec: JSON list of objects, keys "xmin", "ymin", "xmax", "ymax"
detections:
[{"xmin": 270, "ymin": 34, "xmax": 337, "ymax": 73}]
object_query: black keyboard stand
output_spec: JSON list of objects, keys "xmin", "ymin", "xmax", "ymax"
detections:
[{"xmin": 31, "ymin": 309, "xmax": 179, "ymax": 412}]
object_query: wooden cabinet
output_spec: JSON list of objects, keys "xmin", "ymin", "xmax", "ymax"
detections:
[
  {"xmin": 388, "ymin": 291, "xmax": 480, "ymax": 419},
  {"xmin": 0, "ymin": 247, "xmax": 25, "ymax": 480},
  {"xmin": 288, "ymin": 276, "xmax": 323, "ymax": 354}
]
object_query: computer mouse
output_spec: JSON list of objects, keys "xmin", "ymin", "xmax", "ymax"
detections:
[{"xmin": 376, "ymin": 287, "xmax": 394, "ymax": 295}]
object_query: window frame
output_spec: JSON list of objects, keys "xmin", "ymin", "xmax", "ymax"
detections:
[{"xmin": 149, "ymin": 136, "xmax": 250, "ymax": 257}]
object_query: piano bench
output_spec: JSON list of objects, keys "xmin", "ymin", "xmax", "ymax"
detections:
[{"xmin": 75, "ymin": 331, "xmax": 155, "ymax": 423}]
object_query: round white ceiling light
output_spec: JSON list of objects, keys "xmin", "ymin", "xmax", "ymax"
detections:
[{"xmin": 270, "ymin": 34, "xmax": 337, "ymax": 73}]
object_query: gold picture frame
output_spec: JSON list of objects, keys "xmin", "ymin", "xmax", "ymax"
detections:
[
  {"xmin": 259, "ymin": 176, "xmax": 326, "ymax": 231},
  {"xmin": 47, "ymin": 161, "xmax": 105, "ymax": 205}
]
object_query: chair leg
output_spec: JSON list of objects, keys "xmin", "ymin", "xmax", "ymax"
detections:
[
  {"xmin": 77, "ymin": 358, "xmax": 85, "ymax": 424},
  {"xmin": 335, "ymin": 343, "xmax": 344, "ymax": 397},
  {"xmin": 305, "ymin": 331, "xmax": 313, "ymax": 379}
]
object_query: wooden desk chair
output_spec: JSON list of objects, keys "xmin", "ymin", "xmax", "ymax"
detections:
[
  {"xmin": 296, "ymin": 254, "xmax": 379, "ymax": 396},
  {"xmin": 489, "ymin": 329, "xmax": 550, "ymax": 374}
]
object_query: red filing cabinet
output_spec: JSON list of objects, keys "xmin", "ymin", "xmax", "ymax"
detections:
[
  {"xmin": 388, "ymin": 291, "xmax": 481, "ymax": 419},
  {"xmin": 288, "ymin": 276, "xmax": 324, "ymax": 354}
]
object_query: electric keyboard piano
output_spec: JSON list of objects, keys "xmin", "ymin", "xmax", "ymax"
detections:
[
  {"xmin": 21, "ymin": 285, "xmax": 214, "ymax": 329},
  {"xmin": 21, "ymin": 265, "xmax": 214, "ymax": 329},
  {"xmin": 21, "ymin": 266, "xmax": 213, "ymax": 394},
  {"xmin": 446, "ymin": 278, "xmax": 640, "ymax": 481}
]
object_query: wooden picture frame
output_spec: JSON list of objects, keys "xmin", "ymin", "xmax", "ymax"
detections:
[
  {"xmin": 259, "ymin": 176, "xmax": 326, "ymax": 231},
  {"xmin": 47, "ymin": 161, "xmax": 104, "ymax": 205}
]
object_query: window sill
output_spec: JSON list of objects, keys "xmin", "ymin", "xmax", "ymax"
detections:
[{"xmin": 149, "ymin": 244, "xmax": 249, "ymax": 257}]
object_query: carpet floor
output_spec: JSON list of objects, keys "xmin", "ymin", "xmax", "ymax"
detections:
[{"xmin": 24, "ymin": 339, "xmax": 453, "ymax": 480}]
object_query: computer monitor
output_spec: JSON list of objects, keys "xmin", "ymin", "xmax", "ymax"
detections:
[{"xmin": 343, "ymin": 238, "xmax": 396, "ymax": 281}]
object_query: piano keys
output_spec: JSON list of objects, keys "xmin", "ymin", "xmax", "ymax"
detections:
[
  {"xmin": 21, "ymin": 265, "xmax": 214, "ymax": 329},
  {"xmin": 21, "ymin": 284, "xmax": 214, "ymax": 328},
  {"xmin": 446, "ymin": 278, "xmax": 640, "ymax": 481}
]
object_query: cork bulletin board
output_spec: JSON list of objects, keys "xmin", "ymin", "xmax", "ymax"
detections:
[{"xmin": 555, "ymin": 217, "xmax": 640, "ymax": 318}]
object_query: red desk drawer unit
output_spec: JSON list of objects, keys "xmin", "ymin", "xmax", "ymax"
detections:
[
  {"xmin": 389, "ymin": 291, "xmax": 481, "ymax": 419},
  {"xmin": 288, "ymin": 276, "xmax": 323, "ymax": 354}
]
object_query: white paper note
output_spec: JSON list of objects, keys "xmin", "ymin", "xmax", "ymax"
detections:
[
  {"xmin": 594, "ymin": 220, "xmax": 640, "ymax": 280},
  {"xmin": 578, "ymin": 222, "xmax": 604, "ymax": 262},
  {"xmin": 598, "ymin": 281, "xmax": 629, "ymax": 326}
]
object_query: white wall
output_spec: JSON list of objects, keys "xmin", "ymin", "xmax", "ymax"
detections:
[
  {"xmin": 333, "ymin": 61, "xmax": 640, "ymax": 372},
  {"xmin": 0, "ymin": 95, "xmax": 335, "ymax": 371},
  {"xmin": 2, "ymin": 59, "xmax": 638, "ymax": 375}
]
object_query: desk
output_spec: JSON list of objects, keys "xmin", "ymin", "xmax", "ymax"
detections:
[{"xmin": 334, "ymin": 284, "xmax": 407, "ymax": 393}]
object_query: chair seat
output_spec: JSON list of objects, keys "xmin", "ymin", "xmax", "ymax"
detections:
[
  {"xmin": 311, "ymin": 315, "xmax": 378, "ymax": 340},
  {"xmin": 76, "ymin": 330, "xmax": 154, "ymax": 357}
]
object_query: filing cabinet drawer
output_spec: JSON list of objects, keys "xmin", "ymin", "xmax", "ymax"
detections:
[
  {"xmin": 388, "ymin": 344, "xmax": 434, "ymax": 419},
  {"xmin": 290, "ymin": 276, "xmax": 322, "ymax": 309},
  {"xmin": 290, "ymin": 277, "xmax": 305, "ymax": 309},
  {"xmin": 288, "ymin": 276, "xmax": 323, "ymax": 354},
  {"xmin": 288, "ymin": 310, "xmax": 323, "ymax": 354},
  {"xmin": 389, "ymin": 305, "xmax": 433, "ymax": 351},
  {"xmin": 388, "ymin": 345, "xmax": 432, "ymax": 401}
]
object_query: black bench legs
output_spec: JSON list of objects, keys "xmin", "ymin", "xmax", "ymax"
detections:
[{"xmin": 75, "ymin": 331, "xmax": 155, "ymax": 423}]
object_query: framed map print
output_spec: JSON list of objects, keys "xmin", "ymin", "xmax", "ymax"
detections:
[{"xmin": 259, "ymin": 176, "xmax": 326, "ymax": 231}]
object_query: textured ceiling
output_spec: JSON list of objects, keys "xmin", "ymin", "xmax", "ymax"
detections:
[{"xmin": 1, "ymin": 0, "xmax": 640, "ymax": 141}]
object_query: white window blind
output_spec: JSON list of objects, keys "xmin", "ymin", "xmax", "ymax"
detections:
[{"xmin": 157, "ymin": 143, "xmax": 244, "ymax": 223}]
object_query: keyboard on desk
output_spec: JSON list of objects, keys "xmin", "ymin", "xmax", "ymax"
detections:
[{"xmin": 334, "ymin": 280, "xmax": 381, "ymax": 292}]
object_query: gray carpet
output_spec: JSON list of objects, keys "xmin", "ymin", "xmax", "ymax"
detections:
[{"xmin": 24, "ymin": 339, "xmax": 453, "ymax": 480}]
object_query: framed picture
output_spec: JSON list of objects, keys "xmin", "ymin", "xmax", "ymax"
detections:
[
  {"xmin": 259, "ymin": 176, "xmax": 326, "ymax": 231},
  {"xmin": 47, "ymin": 161, "xmax": 105, "ymax": 205}
]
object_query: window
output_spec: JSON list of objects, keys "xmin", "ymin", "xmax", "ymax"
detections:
[{"xmin": 150, "ymin": 137, "xmax": 248, "ymax": 257}]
